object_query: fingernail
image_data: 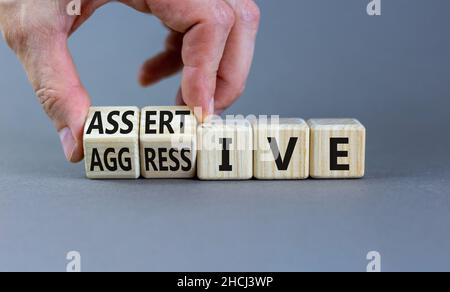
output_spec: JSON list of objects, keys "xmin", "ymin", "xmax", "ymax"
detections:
[
  {"xmin": 199, "ymin": 99, "xmax": 215, "ymax": 123},
  {"xmin": 193, "ymin": 106, "xmax": 204, "ymax": 123},
  {"xmin": 58, "ymin": 127, "xmax": 76, "ymax": 161}
]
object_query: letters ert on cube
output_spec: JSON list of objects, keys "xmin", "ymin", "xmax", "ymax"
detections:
[{"xmin": 83, "ymin": 106, "xmax": 366, "ymax": 180}]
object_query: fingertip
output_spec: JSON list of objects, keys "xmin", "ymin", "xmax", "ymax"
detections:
[
  {"xmin": 181, "ymin": 66, "xmax": 217, "ymax": 122},
  {"xmin": 175, "ymin": 88, "xmax": 213, "ymax": 123},
  {"xmin": 193, "ymin": 99, "xmax": 214, "ymax": 123},
  {"xmin": 69, "ymin": 143, "xmax": 85, "ymax": 163},
  {"xmin": 61, "ymin": 97, "xmax": 89, "ymax": 163},
  {"xmin": 138, "ymin": 67, "xmax": 155, "ymax": 87},
  {"xmin": 214, "ymin": 108, "xmax": 224, "ymax": 116},
  {"xmin": 58, "ymin": 127, "xmax": 81, "ymax": 163},
  {"xmin": 175, "ymin": 88, "xmax": 186, "ymax": 106}
]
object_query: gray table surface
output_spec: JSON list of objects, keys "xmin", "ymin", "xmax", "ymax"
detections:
[{"xmin": 1, "ymin": 0, "xmax": 450, "ymax": 271}]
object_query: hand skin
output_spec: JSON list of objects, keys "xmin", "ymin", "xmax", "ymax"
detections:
[{"xmin": 0, "ymin": 0, "xmax": 260, "ymax": 162}]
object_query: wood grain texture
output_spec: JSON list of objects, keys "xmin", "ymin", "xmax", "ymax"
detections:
[
  {"xmin": 197, "ymin": 119, "xmax": 253, "ymax": 180},
  {"xmin": 253, "ymin": 118, "xmax": 309, "ymax": 180},
  {"xmin": 308, "ymin": 119, "xmax": 365, "ymax": 179},
  {"xmin": 139, "ymin": 106, "xmax": 197, "ymax": 178},
  {"xmin": 83, "ymin": 107, "xmax": 140, "ymax": 179}
]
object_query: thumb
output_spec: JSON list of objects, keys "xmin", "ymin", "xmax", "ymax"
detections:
[{"xmin": 20, "ymin": 36, "xmax": 90, "ymax": 163}]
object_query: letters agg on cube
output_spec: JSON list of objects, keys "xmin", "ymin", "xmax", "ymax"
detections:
[
  {"xmin": 253, "ymin": 118, "xmax": 310, "ymax": 180},
  {"xmin": 140, "ymin": 106, "xmax": 197, "ymax": 178},
  {"xmin": 308, "ymin": 119, "xmax": 366, "ymax": 179},
  {"xmin": 197, "ymin": 119, "xmax": 253, "ymax": 180},
  {"xmin": 84, "ymin": 107, "xmax": 140, "ymax": 179}
]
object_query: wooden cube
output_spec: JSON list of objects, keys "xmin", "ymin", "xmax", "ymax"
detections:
[
  {"xmin": 308, "ymin": 119, "xmax": 366, "ymax": 179},
  {"xmin": 197, "ymin": 119, "xmax": 253, "ymax": 180},
  {"xmin": 140, "ymin": 106, "xmax": 197, "ymax": 178},
  {"xmin": 253, "ymin": 118, "xmax": 309, "ymax": 180},
  {"xmin": 83, "ymin": 107, "xmax": 140, "ymax": 179}
]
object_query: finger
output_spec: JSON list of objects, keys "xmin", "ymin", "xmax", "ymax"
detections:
[
  {"xmin": 20, "ymin": 37, "xmax": 90, "ymax": 163},
  {"xmin": 146, "ymin": 0, "xmax": 236, "ymax": 121},
  {"xmin": 70, "ymin": 0, "xmax": 112, "ymax": 35},
  {"xmin": 139, "ymin": 30, "xmax": 183, "ymax": 86},
  {"xmin": 214, "ymin": 0, "xmax": 260, "ymax": 113},
  {"xmin": 175, "ymin": 87, "xmax": 186, "ymax": 106}
]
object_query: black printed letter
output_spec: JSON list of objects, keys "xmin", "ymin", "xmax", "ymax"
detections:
[
  {"xmin": 219, "ymin": 138, "xmax": 233, "ymax": 171},
  {"xmin": 86, "ymin": 111, "xmax": 103, "ymax": 135},
  {"xmin": 268, "ymin": 137, "xmax": 298, "ymax": 171},
  {"xmin": 330, "ymin": 138, "xmax": 350, "ymax": 171},
  {"xmin": 90, "ymin": 148, "xmax": 104, "ymax": 171}
]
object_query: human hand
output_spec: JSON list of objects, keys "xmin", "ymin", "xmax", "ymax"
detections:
[{"xmin": 0, "ymin": 0, "xmax": 260, "ymax": 162}]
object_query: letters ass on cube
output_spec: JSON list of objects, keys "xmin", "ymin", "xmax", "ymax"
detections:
[{"xmin": 83, "ymin": 106, "xmax": 366, "ymax": 180}]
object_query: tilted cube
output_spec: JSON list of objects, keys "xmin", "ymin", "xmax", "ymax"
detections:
[{"xmin": 140, "ymin": 106, "xmax": 197, "ymax": 178}]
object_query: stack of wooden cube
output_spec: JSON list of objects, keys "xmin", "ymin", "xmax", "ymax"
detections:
[{"xmin": 84, "ymin": 106, "xmax": 365, "ymax": 180}]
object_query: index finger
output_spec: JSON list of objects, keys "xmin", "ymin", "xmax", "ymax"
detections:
[{"xmin": 146, "ymin": 0, "xmax": 236, "ymax": 121}]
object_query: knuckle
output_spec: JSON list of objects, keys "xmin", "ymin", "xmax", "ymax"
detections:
[
  {"xmin": 209, "ymin": 1, "xmax": 236, "ymax": 29},
  {"xmin": 36, "ymin": 87, "xmax": 61, "ymax": 120},
  {"xmin": 2, "ymin": 27, "xmax": 28, "ymax": 53},
  {"xmin": 240, "ymin": 0, "xmax": 261, "ymax": 26},
  {"xmin": 1, "ymin": 15, "xmax": 62, "ymax": 54},
  {"xmin": 239, "ymin": 0, "xmax": 261, "ymax": 27}
]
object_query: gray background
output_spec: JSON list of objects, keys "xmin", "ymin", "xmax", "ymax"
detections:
[{"xmin": 1, "ymin": 0, "xmax": 450, "ymax": 272}]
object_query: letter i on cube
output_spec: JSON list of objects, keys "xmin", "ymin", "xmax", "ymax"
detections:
[{"xmin": 197, "ymin": 118, "xmax": 253, "ymax": 180}]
